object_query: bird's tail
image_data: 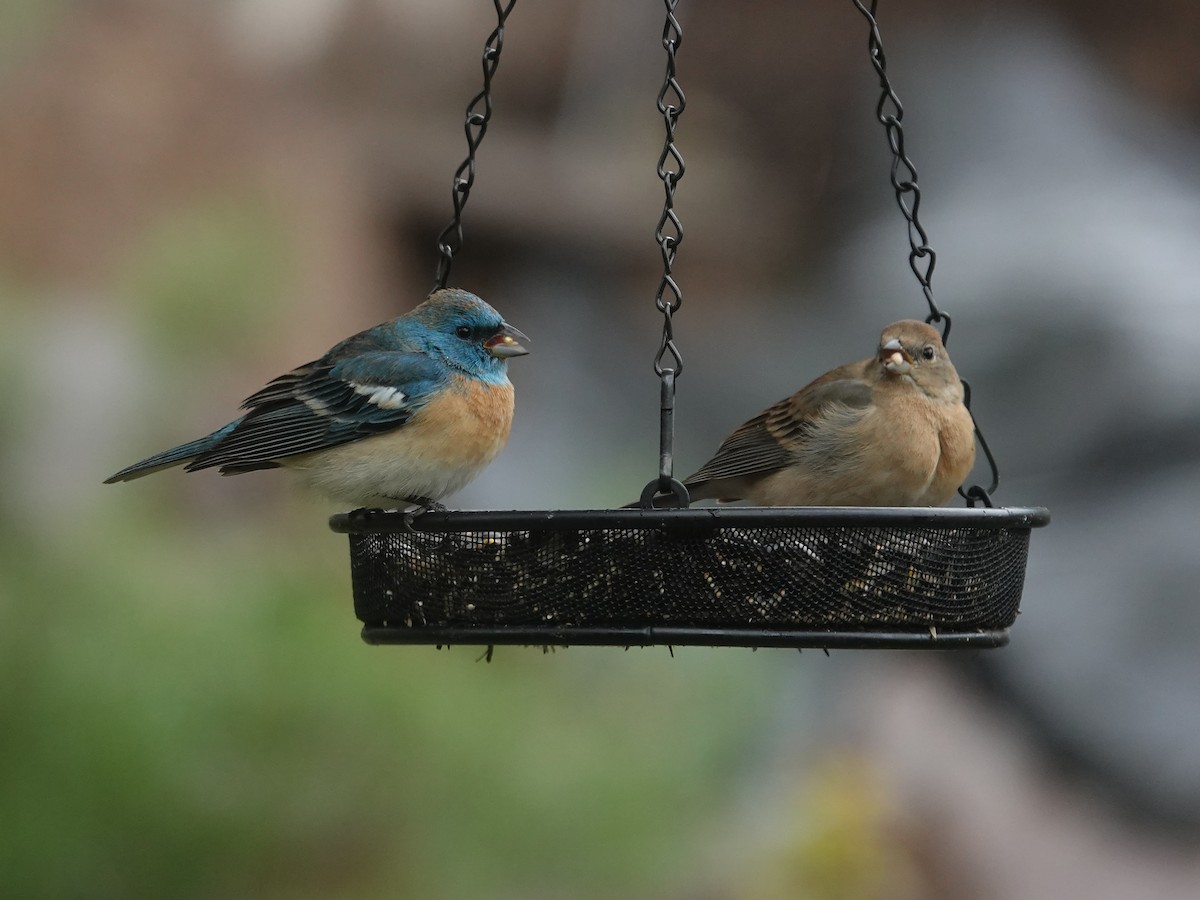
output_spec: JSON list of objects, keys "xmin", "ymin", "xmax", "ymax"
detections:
[{"xmin": 103, "ymin": 422, "xmax": 237, "ymax": 484}]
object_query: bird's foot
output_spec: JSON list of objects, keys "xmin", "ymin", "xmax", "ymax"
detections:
[
  {"xmin": 403, "ymin": 495, "xmax": 447, "ymax": 514},
  {"xmin": 386, "ymin": 495, "xmax": 447, "ymax": 533}
]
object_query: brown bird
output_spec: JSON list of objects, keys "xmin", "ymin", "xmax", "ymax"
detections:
[{"xmin": 682, "ymin": 320, "xmax": 976, "ymax": 507}]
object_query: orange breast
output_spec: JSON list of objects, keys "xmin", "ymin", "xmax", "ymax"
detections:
[
  {"xmin": 409, "ymin": 376, "xmax": 515, "ymax": 471},
  {"xmin": 921, "ymin": 403, "xmax": 977, "ymax": 505}
]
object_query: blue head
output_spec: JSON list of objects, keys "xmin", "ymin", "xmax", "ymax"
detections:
[{"xmin": 393, "ymin": 288, "xmax": 529, "ymax": 383}]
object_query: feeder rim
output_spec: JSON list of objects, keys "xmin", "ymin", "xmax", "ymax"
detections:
[
  {"xmin": 359, "ymin": 624, "xmax": 1011, "ymax": 649},
  {"xmin": 330, "ymin": 505, "xmax": 1050, "ymax": 534}
]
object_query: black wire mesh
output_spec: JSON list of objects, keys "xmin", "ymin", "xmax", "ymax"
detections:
[
  {"xmin": 339, "ymin": 3, "xmax": 1049, "ymax": 653},
  {"xmin": 331, "ymin": 507, "xmax": 1048, "ymax": 649}
]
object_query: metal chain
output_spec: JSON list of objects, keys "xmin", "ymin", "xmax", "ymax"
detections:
[
  {"xmin": 640, "ymin": 0, "xmax": 690, "ymax": 509},
  {"xmin": 433, "ymin": 0, "xmax": 519, "ymax": 291},
  {"xmin": 851, "ymin": 0, "xmax": 946, "ymax": 339},
  {"xmin": 852, "ymin": 0, "xmax": 999, "ymax": 506},
  {"xmin": 959, "ymin": 380, "xmax": 1000, "ymax": 506},
  {"xmin": 653, "ymin": 0, "xmax": 685, "ymax": 378}
]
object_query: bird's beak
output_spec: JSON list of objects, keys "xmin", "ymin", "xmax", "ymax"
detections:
[
  {"xmin": 485, "ymin": 323, "xmax": 530, "ymax": 358},
  {"xmin": 880, "ymin": 338, "xmax": 911, "ymax": 374}
]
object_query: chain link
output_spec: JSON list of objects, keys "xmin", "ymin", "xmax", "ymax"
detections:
[
  {"xmin": 959, "ymin": 380, "xmax": 999, "ymax": 505},
  {"xmin": 851, "ymin": 0, "xmax": 948, "ymax": 340},
  {"xmin": 433, "ymin": 0, "xmax": 519, "ymax": 291},
  {"xmin": 653, "ymin": 0, "xmax": 685, "ymax": 378},
  {"xmin": 640, "ymin": 0, "xmax": 690, "ymax": 508},
  {"xmin": 852, "ymin": 0, "xmax": 999, "ymax": 506}
]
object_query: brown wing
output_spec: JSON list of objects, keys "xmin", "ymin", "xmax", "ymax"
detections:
[{"xmin": 684, "ymin": 361, "xmax": 876, "ymax": 488}]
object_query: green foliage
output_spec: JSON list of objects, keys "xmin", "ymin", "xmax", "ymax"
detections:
[
  {"xmin": 0, "ymin": 0, "xmax": 66, "ymax": 74},
  {"xmin": 0, "ymin": 502, "xmax": 779, "ymax": 899},
  {"xmin": 118, "ymin": 195, "xmax": 295, "ymax": 361}
]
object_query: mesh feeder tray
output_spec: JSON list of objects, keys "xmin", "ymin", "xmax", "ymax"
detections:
[
  {"xmin": 332, "ymin": 4, "xmax": 1050, "ymax": 652},
  {"xmin": 330, "ymin": 506, "xmax": 1049, "ymax": 649}
]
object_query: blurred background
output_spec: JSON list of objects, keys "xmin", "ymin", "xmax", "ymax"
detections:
[{"xmin": 3, "ymin": 0, "xmax": 1200, "ymax": 897}]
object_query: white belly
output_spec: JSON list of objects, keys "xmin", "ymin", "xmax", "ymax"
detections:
[{"xmin": 281, "ymin": 379, "xmax": 515, "ymax": 507}]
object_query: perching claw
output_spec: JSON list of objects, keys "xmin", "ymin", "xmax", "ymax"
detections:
[{"xmin": 393, "ymin": 496, "xmax": 448, "ymax": 534}]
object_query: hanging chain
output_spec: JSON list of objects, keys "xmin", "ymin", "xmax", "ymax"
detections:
[
  {"xmin": 959, "ymin": 381, "xmax": 999, "ymax": 506},
  {"xmin": 852, "ymin": 0, "xmax": 999, "ymax": 506},
  {"xmin": 653, "ymin": 0, "xmax": 685, "ymax": 378},
  {"xmin": 433, "ymin": 0, "xmax": 519, "ymax": 291},
  {"xmin": 852, "ymin": 0, "xmax": 945, "ymax": 338},
  {"xmin": 640, "ymin": 0, "xmax": 690, "ymax": 509}
]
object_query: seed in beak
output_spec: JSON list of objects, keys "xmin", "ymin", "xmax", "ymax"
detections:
[{"xmin": 485, "ymin": 325, "xmax": 530, "ymax": 358}]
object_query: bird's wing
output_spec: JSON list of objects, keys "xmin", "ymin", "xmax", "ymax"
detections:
[
  {"xmin": 685, "ymin": 375, "xmax": 874, "ymax": 485},
  {"xmin": 186, "ymin": 351, "xmax": 448, "ymax": 474}
]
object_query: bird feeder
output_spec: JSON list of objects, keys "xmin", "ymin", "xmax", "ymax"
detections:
[{"xmin": 334, "ymin": 0, "xmax": 1049, "ymax": 650}]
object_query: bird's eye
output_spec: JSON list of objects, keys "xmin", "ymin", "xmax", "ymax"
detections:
[
  {"xmin": 921, "ymin": 345, "xmax": 936, "ymax": 361},
  {"xmin": 455, "ymin": 325, "xmax": 472, "ymax": 340}
]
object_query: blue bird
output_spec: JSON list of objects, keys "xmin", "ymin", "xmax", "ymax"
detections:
[{"xmin": 105, "ymin": 288, "xmax": 529, "ymax": 509}]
